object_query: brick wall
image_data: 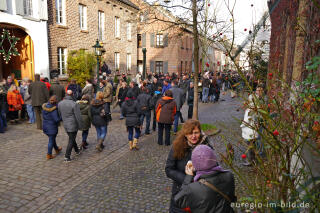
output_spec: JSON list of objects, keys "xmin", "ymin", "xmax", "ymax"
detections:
[{"xmin": 47, "ymin": 0, "xmax": 138, "ymax": 77}]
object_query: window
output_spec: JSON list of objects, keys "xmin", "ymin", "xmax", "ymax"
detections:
[
  {"xmin": 24, "ymin": 0, "xmax": 33, "ymax": 16},
  {"xmin": 137, "ymin": 34, "xmax": 142, "ymax": 48},
  {"xmin": 115, "ymin": 17, "xmax": 120, "ymax": 38},
  {"xmin": 56, "ymin": 0, "xmax": 66, "ymax": 25},
  {"xmin": 127, "ymin": 22, "xmax": 132, "ymax": 41},
  {"xmin": 185, "ymin": 61, "xmax": 188, "ymax": 72},
  {"xmin": 98, "ymin": 11, "xmax": 105, "ymax": 41},
  {"xmin": 126, "ymin": 54, "xmax": 131, "ymax": 72},
  {"xmin": 114, "ymin": 52, "xmax": 120, "ymax": 71},
  {"xmin": 79, "ymin": 4, "xmax": 87, "ymax": 30},
  {"xmin": 156, "ymin": 34, "xmax": 163, "ymax": 47},
  {"xmin": 58, "ymin": 47, "xmax": 67, "ymax": 75},
  {"xmin": 155, "ymin": 61, "xmax": 163, "ymax": 73}
]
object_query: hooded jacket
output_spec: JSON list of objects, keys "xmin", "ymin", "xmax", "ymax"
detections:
[
  {"xmin": 90, "ymin": 99, "xmax": 108, "ymax": 127},
  {"xmin": 155, "ymin": 96, "xmax": 176, "ymax": 124},
  {"xmin": 42, "ymin": 102, "xmax": 61, "ymax": 135},
  {"xmin": 77, "ymin": 100, "xmax": 91, "ymax": 130},
  {"xmin": 7, "ymin": 90, "xmax": 24, "ymax": 111},
  {"xmin": 121, "ymin": 98, "xmax": 141, "ymax": 127}
]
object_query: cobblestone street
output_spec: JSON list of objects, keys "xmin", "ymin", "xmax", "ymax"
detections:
[{"xmin": 0, "ymin": 93, "xmax": 244, "ymax": 213}]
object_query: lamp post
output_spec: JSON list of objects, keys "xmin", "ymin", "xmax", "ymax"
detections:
[
  {"xmin": 142, "ymin": 48, "xmax": 147, "ymax": 80},
  {"xmin": 92, "ymin": 39, "xmax": 103, "ymax": 91}
]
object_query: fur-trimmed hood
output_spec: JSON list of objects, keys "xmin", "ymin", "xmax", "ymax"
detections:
[
  {"xmin": 91, "ymin": 99, "xmax": 104, "ymax": 107},
  {"xmin": 42, "ymin": 103, "xmax": 57, "ymax": 112}
]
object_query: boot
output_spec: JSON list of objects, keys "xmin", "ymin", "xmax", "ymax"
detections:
[
  {"xmin": 81, "ymin": 142, "xmax": 87, "ymax": 150},
  {"xmin": 55, "ymin": 147, "xmax": 62, "ymax": 155},
  {"xmin": 129, "ymin": 141, "xmax": 133, "ymax": 150},
  {"xmin": 132, "ymin": 138, "xmax": 139, "ymax": 150},
  {"xmin": 46, "ymin": 154, "xmax": 54, "ymax": 160},
  {"xmin": 83, "ymin": 141, "xmax": 89, "ymax": 147},
  {"xmin": 96, "ymin": 139, "xmax": 104, "ymax": 152}
]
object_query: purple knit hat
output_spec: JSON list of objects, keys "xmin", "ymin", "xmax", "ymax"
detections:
[{"xmin": 192, "ymin": 145, "xmax": 227, "ymax": 181}]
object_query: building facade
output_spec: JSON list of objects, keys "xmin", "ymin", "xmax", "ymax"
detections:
[
  {"xmin": 0, "ymin": 0, "xmax": 49, "ymax": 80},
  {"xmin": 47, "ymin": 0, "xmax": 139, "ymax": 78}
]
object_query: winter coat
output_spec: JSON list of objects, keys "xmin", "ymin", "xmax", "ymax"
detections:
[
  {"xmin": 82, "ymin": 84, "xmax": 94, "ymax": 102},
  {"xmin": 165, "ymin": 136, "xmax": 212, "ymax": 213},
  {"xmin": 121, "ymin": 98, "xmax": 141, "ymax": 127},
  {"xmin": 77, "ymin": 100, "xmax": 91, "ymax": 130},
  {"xmin": 66, "ymin": 83, "xmax": 82, "ymax": 101},
  {"xmin": 174, "ymin": 171, "xmax": 236, "ymax": 213},
  {"xmin": 118, "ymin": 87, "xmax": 128, "ymax": 106},
  {"xmin": 103, "ymin": 82, "xmax": 113, "ymax": 103},
  {"xmin": 50, "ymin": 82, "xmax": 65, "ymax": 102},
  {"xmin": 127, "ymin": 86, "xmax": 140, "ymax": 99},
  {"xmin": 187, "ymin": 87, "xmax": 194, "ymax": 106},
  {"xmin": 7, "ymin": 90, "xmax": 24, "ymax": 111},
  {"xmin": 150, "ymin": 82, "xmax": 161, "ymax": 95},
  {"xmin": 0, "ymin": 85, "xmax": 8, "ymax": 112},
  {"xmin": 42, "ymin": 103, "xmax": 61, "ymax": 135},
  {"xmin": 202, "ymin": 78, "xmax": 210, "ymax": 88},
  {"xmin": 178, "ymin": 79, "xmax": 190, "ymax": 94},
  {"xmin": 137, "ymin": 92, "xmax": 152, "ymax": 114},
  {"xmin": 170, "ymin": 86, "xmax": 185, "ymax": 111},
  {"xmin": 29, "ymin": 81, "xmax": 49, "ymax": 106},
  {"xmin": 90, "ymin": 99, "xmax": 108, "ymax": 127},
  {"xmin": 58, "ymin": 96, "xmax": 83, "ymax": 132},
  {"xmin": 23, "ymin": 87, "xmax": 32, "ymax": 105},
  {"xmin": 162, "ymin": 83, "xmax": 172, "ymax": 95},
  {"xmin": 156, "ymin": 96, "xmax": 176, "ymax": 124}
]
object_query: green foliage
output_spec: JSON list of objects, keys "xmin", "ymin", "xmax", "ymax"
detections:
[
  {"xmin": 67, "ymin": 50, "xmax": 96, "ymax": 87},
  {"xmin": 127, "ymin": 76, "xmax": 132, "ymax": 84},
  {"xmin": 114, "ymin": 75, "xmax": 119, "ymax": 84}
]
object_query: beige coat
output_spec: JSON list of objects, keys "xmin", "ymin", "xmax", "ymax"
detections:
[{"xmin": 103, "ymin": 82, "xmax": 113, "ymax": 103}]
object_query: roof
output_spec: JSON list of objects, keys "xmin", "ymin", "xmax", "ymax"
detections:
[{"xmin": 118, "ymin": 0, "xmax": 139, "ymax": 10}]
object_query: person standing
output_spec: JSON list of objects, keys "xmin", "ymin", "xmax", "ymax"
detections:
[
  {"xmin": 66, "ymin": 79, "xmax": 82, "ymax": 101},
  {"xmin": 118, "ymin": 81, "xmax": 128, "ymax": 120},
  {"xmin": 137, "ymin": 87, "xmax": 152, "ymax": 135},
  {"xmin": 187, "ymin": 82, "xmax": 194, "ymax": 119},
  {"xmin": 58, "ymin": 90, "xmax": 83, "ymax": 162},
  {"xmin": 42, "ymin": 96, "xmax": 62, "ymax": 159},
  {"xmin": 23, "ymin": 80, "xmax": 35, "ymax": 124},
  {"xmin": 170, "ymin": 80, "xmax": 185, "ymax": 135},
  {"xmin": 77, "ymin": 95, "xmax": 92, "ymax": 150},
  {"xmin": 7, "ymin": 85, "xmax": 24, "ymax": 124},
  {"xmin": 202, "ymin": 75, "xmax": 210, "ymax": 103},
  {"xmin": 162, "ymin": 79, "xmax": 172, "ymax": 95},
  {"xmin": 151, "ymin": 87, "xmax": 162, "ymax": 132},
  {"xmin": 127, "ymin": 81, "xmax": 140, "ymax": 99},
  {"xmin": 90, "ymin": 92, "xmax": 109, "ymax": 152},
  {"xmin": 0, "ymin": 81, "xmax": 8, "ymax": 133},
  {"xmin": 155, "ymin": 90, "xmax": 176, "ymax": 146},
  {"xmin": 19, "ymin": 79, "xmax": 28, "ymax": 120},
  {"xmin": 50, "ymin": 78, "xmax": 65, "ymax": 102},
  {"xmin": 102, "ymin": 77, "xmax": 113, "ymax": 115},
  {"xmin": 121, "ymin": 91, "xmax": 141, "ymax": 150},
  {"xmin": 29, "ymin": 74, "xmax": 49, "ymax": 130},
  {"xmin": 81, "ymin": 79, "xmax": 94, "ymax": 102}
]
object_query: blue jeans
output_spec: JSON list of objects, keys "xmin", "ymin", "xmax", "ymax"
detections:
[
  {"xmin": 202, "ymin": 87, "xmax": 209, "ymax": 102},
  {"xmin": 0, "ymin": 111, "xmax": 6, "ymax": 133},
  {"xmin": 47, "ymin": 134, "xmax": 58, "ymax": 155},
  {"xmin": 173, "ymin": 111, "xmax": 181, "ymax": 133},
  {"xmin": 82, "ymin": 129, "xmax": 89, "ymax": 142},
  {"xmin": 127, "ymin": 126, "xmax": 141, "ymax": 141},
  {"xmin": 140, "ymin": 112, "xmax": 151, "ymax": 134},
  {"xmin": 95, "ymin": 125, "xmax": 107, "ymax": 141},
  {"xmin": 26, "ymin": 104, "xmax": 35, "ymax": 123}
]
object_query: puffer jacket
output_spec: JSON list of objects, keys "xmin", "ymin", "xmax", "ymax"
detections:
[
  {"xmin": 42, "ymin": 102, "xmax": 61, "ymax": 135},
  {"xmin": 77, "ymin": 100, "xmax": 91, "ymax": 130},
  {"xmin": 165, "ymin": 136, "xmax": 212, "ymax": 213},
  {"xmin": 7, "ymin": 90, "xmax": 24, "ymax": 111},
  {"xmin": 90, "ymin": 99, "xmax": 108, "ymax": 127},
  {"xmin": 121, "ymin": 98, "xmax": 141, "ymax": 127},
  {"xmin": 156, "ymin": 96, "xmax": 176, "ymax": 124},
  {"xmin": 174, "ymin": 171, "xmax": 236, "ymax": 213}
]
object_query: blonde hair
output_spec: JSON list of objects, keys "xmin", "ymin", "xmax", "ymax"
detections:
[
  {"xmin": 96, "ymin": 91, "xmax": 104, "ymax": 100},
  {"xmin": 8, "ymin": 85, "xmax": 17, "ymax": 92}
]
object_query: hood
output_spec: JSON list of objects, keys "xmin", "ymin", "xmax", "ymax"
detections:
[
  {"xmin": 42, "ymin": 103, "xmax": 57, "ymax": 112},
  {"xmin": 91, "ymin": 99, "xmax": 104, "ymax": 106},
  {"xmin": 76, "ymin": 100, "xmax": 89, "ymax": 110}
]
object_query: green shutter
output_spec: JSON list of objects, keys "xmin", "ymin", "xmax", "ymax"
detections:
[
  {"xmin": 142, "ymin": 33, "xmax": 146, "ymax": 47},
  {"xmin": 150, "ymin": 61, "xmax": 155, "ymax": 73},
  {"xmin": 164, "ymin": 61, "xmax": 168, "ymax": 74},
  {"xmin": 0, "ymin": 0, "xmax": 7, "ymax": 11},
  {"xmin": 150, "ymin": 33, "xmax": 154, "ymax": 47}
]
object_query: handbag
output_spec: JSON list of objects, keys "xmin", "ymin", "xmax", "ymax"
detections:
[{"xmin": 199, "ymin": 179, "xmax": 234, "ymax": 203}]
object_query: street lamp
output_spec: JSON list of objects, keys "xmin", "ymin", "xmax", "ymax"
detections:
[
  {"xmin": 92, "ymin": 39, "xmax": 103, "ymax": 91},
  {"xmin": 142, "ymin": 48, "xmax": 147, "ymax": 80}
]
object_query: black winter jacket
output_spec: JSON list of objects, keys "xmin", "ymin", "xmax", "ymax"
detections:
[
  {"xmin": 187, "ymin": 87, "xmax": 194, "ymax": 106},
  {"xmin": 90, "ymin": 100, "xmax": 108, "ymax": 127},
  {"xmin": 174, "ymin": 171, "xmax": 236, "ymax": 213},
  {"xmin": 137, "ymin": 92, "xmax": 152, "ymax": 114},
  {"xmin": 121, "ymin": 99, "xmax": 141, "ymax": 127}
]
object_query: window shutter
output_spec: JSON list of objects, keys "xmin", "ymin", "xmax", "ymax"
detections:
[
  {"xmin": 142, "ymin": 33, "xmax": 146, "ymax": 47},
  {"xmin": 15, "ymin": 0, "xmax": 24, "ymax": 15},
  {"xmin": 39, "ymin": 0, "xmax": 48, "ymax": 20},
  {"xmin": 164, "ymin": 61, "xmax": 168, "ymax": 73},
  {"xmin": 0, "ymin": 0, "xmax": 7, "ymax": 11},
  {"xmin": 164, "ymin": 34, "xmax": 168, "ymax": 47},
  {"xmin": 150, "ymin": 61, "xmax": 155, "ymax": 73},
  {"xmin": 150, "ymin": 33, "xmax": 154, "ymax": 47}
]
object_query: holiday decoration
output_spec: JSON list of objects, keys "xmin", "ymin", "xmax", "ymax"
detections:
[
  {"xmin": 244, "ymin": 28, "xmax": 247, "ymax": 31},
  {"xmin": 205, "ymin": 62, "xmax": 209, "ymax": 67},
  {"xmin": 273, "ymin": 130, "xmax": 279, "ymax": 136},
  {"xmin": 241, "ymin": 154, "xmax": 247, "ymax": 159},
  {"xmin": 0, "ymin": 29, "xmax": 20, "ymax": 64},
  {"xmin": 208, "ymin": 3, "xmax": 210, "ymax": 6}
]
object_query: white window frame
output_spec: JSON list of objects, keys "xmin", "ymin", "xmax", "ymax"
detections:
[
  {"xmin": 23, "ymin": 0, "xmax": 33, "ymax": 16},
  {"xmin": 58, "ymin": 47, "xmax": 67, "ymax": 75},
  {"xmin": 79, "ymin": 4, "xmax": 87, "ymax": 30},
  {"xmin": 98, "ymin": 11, "xmax": 105, "ymax": 41},
  {"xmin": 155, "ymin": 61, "xmax": 163, "ymax": 73},
  {"xmin": 114, "ymin": 52, "xmax": 120, "ymax": 71},
  {"xmin": 156, "ymin": 34, "xmax": 163, "ymax": 47},
  {"xmin": 126, "ymin": 53, "xmax": 131, "ymax": 72},
  {"xmin": 126, "ymin": 22, "xmax": 132, "ymax": 41},
  {"xmin": 115, "ymin": 16, "xmax": 120, "ymax": 38},
  {"xmin": 56, "ymin": 0, "xmax": 66, "ymax": 25}
]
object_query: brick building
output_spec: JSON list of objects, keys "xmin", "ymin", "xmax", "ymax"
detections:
[
  {"xmin": 131, "ymin": 0, "xmax": 194, "ymax": 76},
  {"xmin": 47, "ymin": 0, "xmax": 139, "ymax": 77}
]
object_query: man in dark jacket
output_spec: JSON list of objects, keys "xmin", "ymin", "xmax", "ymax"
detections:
[
  {"xmin": 29, "ymin": 74, "xmax": 49, "ymax": 130},
  {"xmin": 170, "ymin": 80, "xmax": 185, "ymax": 134},
  {"xmin": 151, "ymin": 86, "xmax": 162, "ymax": 131},
  {"xmin": 150, "ymin": 78, "xmax": 161, "ymax": 95},
  {"xmin": 187, "ymin": 82, "xmax": 194, "ymax": 119},
  {"xmin": 66, "ymin": 79, "xmax": 82, "ymax": 101},
  {"xmin": 127, "ymin": 81, "xmax": 140, "ymax": 99},
  {"xmin": 50, "ymin": 78, "xmax": 65, "ymax": 102},
  {"xmin": 137, "ymin": 87, "xmax": 152, "ymax": 135},
  {"xmin": 58, "ymin": 90, "xmax": 83, "ymax": 162}
]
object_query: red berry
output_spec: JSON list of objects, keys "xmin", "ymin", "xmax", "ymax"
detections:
[
  {"xmin": 241, "ymin": 154, "xmax": 247, "ymax": 159},
  {"xmin": 244, "ymin": 28, "xmax": 247, "ymax": 31},
  {"xmin": 273, "ymin": 130, "xmax": 279, "ymax": 136},
  {"xmin": 268, "ymin": 73, "xmax": 273, "ymax": 79}
]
